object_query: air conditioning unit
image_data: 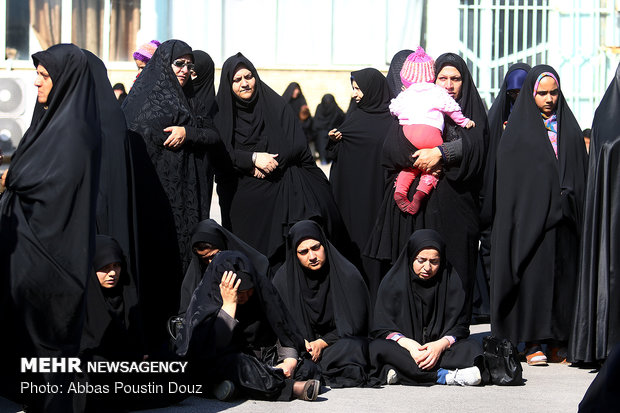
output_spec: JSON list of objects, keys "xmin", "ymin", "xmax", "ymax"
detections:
[{"xmin": 0, "ymin": 71, "xmax": 35, "ymax": 156}]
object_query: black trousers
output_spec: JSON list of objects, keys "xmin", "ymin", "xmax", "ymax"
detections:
[{"xmin": 319, "ymin": 336, "xmax": 370, "ymax": 388}]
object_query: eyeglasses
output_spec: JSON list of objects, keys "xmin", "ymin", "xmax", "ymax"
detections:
[{"xmin": 172, "ymin": 59, "xmax": 195, "ymax": 72}]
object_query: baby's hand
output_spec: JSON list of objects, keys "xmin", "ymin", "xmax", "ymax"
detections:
[{"xmin": 465, "ymin": 120, "xmax": 476, "ymax": 129}]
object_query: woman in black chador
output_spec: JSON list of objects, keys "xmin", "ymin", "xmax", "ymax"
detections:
[
  {"xmin": 366, "ymin": 53, "xmax": 489, "ymax": 319},
  {"xmin": 369, "ymin": 230, "xmax": 484, "ymax": 386},
  {"xmin": 0, "ymin": 44, "xmax": 101, "ymax": 412},
  {"xmin": 327, "ymin": 68, "xmax": 394, "ymax": 298},
  {"xmin": 273, "ymin": 220, "xmax": 371, "ymax": 388},
  {"xmin": 213, "ymin": 53, "xmax": 346, "ymax": 268},
  {"xmin": 176, "ymin": 251, "xmax": 321, "ymax": 401},
  {"xmin": 386, "ymin": 49, "xmax": 414, "ymax": 98},
  {"xmin": 121, "ymin": 40, "xmax": 220, "ymax": 347},
  {"xmin": 491, "ymin": 65, "xmax": 587, "ymax": 365},
  {"xmin": 569, "ymin": 63, "xmax": 620, "ymax": 364},
  {"xmin": 313, "ymin": 93, "xmax": 344, "ymax": 164}
]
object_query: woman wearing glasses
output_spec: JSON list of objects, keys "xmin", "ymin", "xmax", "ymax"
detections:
[
  {"xmin": 121, "ymin": 39, "xmax": 220, "ymax": 349},
  {"xmin": 368, "ymin": 230, "xmax": 484, "ymax": 386}
]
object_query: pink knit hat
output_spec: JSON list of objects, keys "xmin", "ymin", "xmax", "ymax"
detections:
[
  {"xmin": 400, "ymin": 46, "xmax": 435, "ymax": 87},
  {"xmin": 133, "ymin": 40, "xmax": 161, "ymax": 63}
]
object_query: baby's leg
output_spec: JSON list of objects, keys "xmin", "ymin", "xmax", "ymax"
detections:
[
  {"xmin": 408, "ymin": 173, "xmax": 439, "ymax": 215},
  {"xmin": 394, "ymin": 168, "xmax": 420, "ymax": 212}
]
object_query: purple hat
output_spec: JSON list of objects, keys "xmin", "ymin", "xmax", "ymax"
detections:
[
  {"xmin": 400, "ymin": 46, "xmax": 435, "ymax": 88},
  {"xmin": 132, "ymin": 40, "xmax": 161, "ymax": 63}
]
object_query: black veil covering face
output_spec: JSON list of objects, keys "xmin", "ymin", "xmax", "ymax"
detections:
[
  {"xmin": 386, "ymin": 49, "xmax": 414, "ymax": 98},
  {"xmin": 0, "ymin": 44, "xmax": 101, "ymax": 412},
  {"xmin": 491, "ymin": 65, "xmax": 587, "ymax": 344},
  {"xmin": 313, "ymin": 94, "xmax": 345, "ymax": 134},
  {"xmin": 178, "ymin": 219, "xmax": 270, "ymax": 315},
  {"xmin": 366, "ymin": 53, "xmax": 489, "ymax": 319},
  {"xmin": 569, "ymin": 63, "xmax": 620, "ymax": 363},
  {"xmin": 214, "ymin": 52, "xmax": 347, "ymax": 268},
  {"xmin": 192, "ymin": 49, "xmax": 216, "ymax": 116},
  {"xmin": 326, "ymin": 68, "xmax": 394, "ymax": 296},
  {"xmin": 122, "ymin": 40, "xmax": 220, "ymax": 347},
  {"xmin": 273, "ymin": 220, "xmax": 371, "ymax": 387}
]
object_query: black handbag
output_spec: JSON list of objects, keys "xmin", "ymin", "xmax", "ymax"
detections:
[{"xmin": 482, "ymin": 336, "xmax": 523, "ymax": 385}]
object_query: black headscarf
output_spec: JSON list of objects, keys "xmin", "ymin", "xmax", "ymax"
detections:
[
  {"xmin": 192, "ymin": 50, "xmax": 216, "ymax": 116},
  {"xmin": 81, "ymin": 236, "xmax": 143, "ymax": 361},
  {"xmin": 351, "ymin": 68, "xmax": 391, "ymax": 114},
  {"xmin": 569, "ymin": 63, "xmax": 620, "ymax": 363},
  {"xmin": 491, "ymin": 65, "xmax": 588, "ymax": 342},
  {"xmin": 176, "ymin": 251, "xmax": 305, "ymax": 358},
  {"xmin": 386, "ymin": 49, "xmax": 414, "ymax": 99},
  {"xmin": 0, "ymin": 43, "xmax": 101, "ymax": 409},
  {"xmin": 480, "ymin": 63, "xmax": 531, "ymax": 227},
  {"xmin": 282, "ymin": 82, "xmax": 308, "ymax": 116},
  {"xmin": 178, "ymin": 219, "xmax": 270, "ymax": 314},
  {"xmin": 214, "ymin": 53, "xmax": 346, "ymax": 263},
  {"xmin": 273, "ymin": 221, "xmax": 370, "ymax": 340},
  {"xmin": 313, "ymin": 94, "xmax": 345, "ymax": 133},
  {"xmin": 372, "ymin": 230, "xmax": 470, "ymax": 343}
]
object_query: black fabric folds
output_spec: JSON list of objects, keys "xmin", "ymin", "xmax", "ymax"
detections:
[
  {"xmin": 371, "ymin": 230, "xmax": 470, "ymax": 343},
  {"xmin": 176, "ymin": 251, "xmax": 304, "ymax": 359},
  {"xmin": 569, "ymin": 63, "xmax": 620, "ymax": 363},
  {"xmin": 327, "ymin": 68, "xmax": 394, "ymax": 284},
  {"xmin": 282, "ymin": 82, "xmax": 307, "ymax": 116},
  {"xmin": 178, "ymin": 219, "xmax": 270, "ymax": 315},
  {"xmin": 192, "ymin": 50, "xmax": 216, "ymax": 116},
  {"xmin": 386, "ymin": 49, "xmax": 414, "ymax": 98},
  {"xmin": 214, "ymin": 52, "xmax": 346, "ymax": 266},
  {"xmin": 313, "ymin": 94, "xmax": 345, "ymax": 134},
  {"xmin": 366, "ymin": 53, "xmax": 489, "ymax": 315},
  {"xmin": 0, "ymin": 44, "xmax": 101, "ymax": 412},
  {"xmin": 491, "ymin": 65, "xmax": 588, "ymax": 344}
]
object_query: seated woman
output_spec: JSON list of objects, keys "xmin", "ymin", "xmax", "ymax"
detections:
[
  {"xmin": 273, "ymin": 220, "xmax": 371, "ymax": 388},
  {"xmin": 369, "ymin": 229, "xmax": 484, "ymax": 386},
  {"xmin": 177, "ymin": 219, "xmax": 270, "ymax": 317},
  {"xmin": 176, "ymin": 251, "xmax": 321, "ymax": 401}
]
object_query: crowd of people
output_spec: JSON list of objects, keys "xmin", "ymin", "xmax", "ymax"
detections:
[{"xmin": 0, "ymin": 38, "xmax": 617, "ymax": 413}]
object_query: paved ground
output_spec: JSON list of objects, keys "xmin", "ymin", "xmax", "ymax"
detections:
[{"xmin": 0, "ymin": 325, "xmax": 599, "ymax": 413}]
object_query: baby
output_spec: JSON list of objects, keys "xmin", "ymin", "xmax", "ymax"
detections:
[{"xmin": 390, "ymin": 47, "xmax": 474, "ymax": 214}]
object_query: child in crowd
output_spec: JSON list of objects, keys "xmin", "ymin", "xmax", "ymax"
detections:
[{"xmin": 390, "ymin": 47, "xmax": 475, "ymax": 214}]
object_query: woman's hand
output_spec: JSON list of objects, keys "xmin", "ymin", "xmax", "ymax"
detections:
[
  {"xmin": 416, "ymin": 339, "xmax": 450, "ymax": 370},
  {"xmin": 1, "ymin": 169, "xmax": 8, "ymax": 190},
  {"xmin": 275, "ymin": 357, "xmax": 298, "ymax": 378},
  {"xmin": 412, "ymin": 148, "xmax": 442, "ymax": 173},
  {"xmin": 253, "ymin": 168, "xmax": 266, "ymax": 179},
  {"xmin": 254, "ymin": 152, "xmax": 279, "ymax": 174},
  {"xmin": 328, "ymin": 128, "xmax": 342, "ymax": 141},
  {"xmin": 396, "ymin": 337, "xmax": 425, "ymax": 364},
  {"xmin": 163, "ymin": 126, "xmax": 186, "ymax": 149},
  {"xmin": 219, "ymin": 271, "xmax": 241, "ymax": 319},
  {"xmin": 305, "ymin": 338, "xmax": 328, "ymax": 362}
]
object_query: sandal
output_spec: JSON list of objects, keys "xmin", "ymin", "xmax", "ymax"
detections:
[
  {"xmin": 548, "ymin": 347, "xmax": 569, "ymax": 364},
  {"xmin": 525, "ymin": 350, "xmax": 548, "ymax": 366},
  {"xmin": 300, "ymin": 379, "xmax": 320, "ymax": 401}
]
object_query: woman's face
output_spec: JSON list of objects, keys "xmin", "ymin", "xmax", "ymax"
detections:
[
  {"xmin": 436, "ymin": 65, "xmax": 463, "ymax": 100},
  {"xmin": 34, "ymin": 64, "xmax": 53, "ymax": 104},
  {"xmin": 171, "ymin": 54, "xmax": 194, "ymax": 87},
  {"xmin": 96, "ymin": 262, "xmax": 122, "ymax": 288},
  {"xmin": 237, "ymin": 288, "xmax": 254, "ymax": 305},
  {"xmin": 232, "ymin": 64, "xmax": 256, "ymax": 100},
  {"xmin": 412, "ymin": 248, "xmax": 441, "ymax": 280},
  {"xmin": 534, "ymin": 76, "xmax": 559, "ymax": 116},
  {"xmin": 351, "ymin": 80, "xmax": 364, "ymax": 103},
  {"xmin": 296, "ymin": 238, "xmax": 326, "ymax": 271},
  {"xmin": 193, "ymin": 246, "xmax": 220, "ymax": 266},
  {"xmin": 135, "ymin": 59, "xmax": 146, "ymax": 74}
]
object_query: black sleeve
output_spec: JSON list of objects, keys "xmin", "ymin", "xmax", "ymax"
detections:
[{"xmin": 213, "ymin": 308, "xmax": 238, "ymax": 350}]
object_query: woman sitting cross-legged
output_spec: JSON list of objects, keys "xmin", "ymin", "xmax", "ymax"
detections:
[
  {"xmin": 273, "ymin": 220, "xmax": 372, "ymax": 388},
  {"xmin": 175, "ymin": 251, "xmax": 321, "ymax": 401},
  {"xmin": 369, "ymin": 229, "xmax": 484, "ymax": 386}
]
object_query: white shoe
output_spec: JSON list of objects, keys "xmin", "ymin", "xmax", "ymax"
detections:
[
  {"xmin": 445, "ymin": 367, "xmax": 481, "ymax": 386},
  {"xmin": 386, "ymin": 368, "xmax": 399, "ymax": 385}
]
